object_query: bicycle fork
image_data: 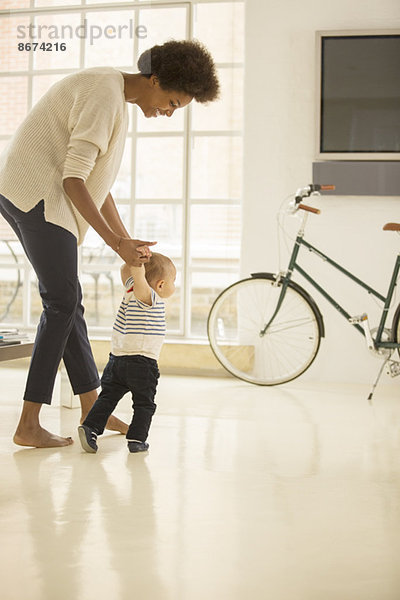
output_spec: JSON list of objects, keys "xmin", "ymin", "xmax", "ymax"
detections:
[
  {"xmin": 259, "ymin": 275, "xmax": 291, "ymax": 336},
  {"xmin": 260, "ymin": 235, "xmax": 303, "ymax": 336}
]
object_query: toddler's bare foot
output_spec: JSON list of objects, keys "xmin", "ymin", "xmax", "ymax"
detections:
[{"xmin": 13, "ymin": 425, "xmax": 73, "ymax": 448}]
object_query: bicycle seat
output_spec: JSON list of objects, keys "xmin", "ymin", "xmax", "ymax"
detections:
[{"xmin": 383, "ymin": 223, "xmax": 400, "ymax": 231}]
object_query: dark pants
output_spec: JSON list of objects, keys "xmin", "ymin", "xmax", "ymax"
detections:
[
  {"xmin": 83, "ymin": 354, "xmax": 159, "ymax": 442},
  {"xmin": 0, "ymin": 194, "xmax": 100, "ymax": 404}
]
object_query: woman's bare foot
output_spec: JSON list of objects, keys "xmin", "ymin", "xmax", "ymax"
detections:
[
  {"xmin": 13, "ymin": 400, "xmax": 74, "ymax": 448},
  {"xmin": 78, "ymin": 414, "xmax": 128, "ymax": 434},
  {"xmin": 13, "ymin": 426, "xmax": 73, "ymax": 448},
  {"xmin": 79, "ymin": 389, "xmax": 128, "ymax": 434},
  {"xmin": 105, "ymin": 415, "xmax": 129, "ymax": 435}
]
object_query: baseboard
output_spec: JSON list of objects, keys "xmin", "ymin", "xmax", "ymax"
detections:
[{"xmin": 3, "ymin": 339, "xmax": 230, "ymax": 378}]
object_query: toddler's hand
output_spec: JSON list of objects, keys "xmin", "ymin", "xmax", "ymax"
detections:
[
  {"xmin": 136, "ymin": 245, "xmax": 153, "ymax": 260},
  {"xmin": 117, "ymin": 238, "xmax": 157, "ymax": 266}
]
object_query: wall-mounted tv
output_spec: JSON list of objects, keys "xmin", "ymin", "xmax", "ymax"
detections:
[{"xmin": 316, "ymin": 30, "xmax": 400, "ymax": 160}]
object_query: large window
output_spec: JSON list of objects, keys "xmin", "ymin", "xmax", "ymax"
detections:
[{"xmin": 0, "ymin": 0, "xmax": 244, "ymax": 340}]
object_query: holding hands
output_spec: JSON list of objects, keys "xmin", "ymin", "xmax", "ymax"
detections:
[{"xmin": 116, "ymin": 237, "xmax": 157, "ymax": 266}]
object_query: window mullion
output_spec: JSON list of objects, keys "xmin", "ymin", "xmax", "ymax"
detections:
[{"xmin": 182, "ymin": 0, "xmax": 193, "ymax": 338}]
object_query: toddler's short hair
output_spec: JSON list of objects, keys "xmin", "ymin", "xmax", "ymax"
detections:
[{"xmin": 144, "ymin": 252, "xmax": 174, "ymax": 286}]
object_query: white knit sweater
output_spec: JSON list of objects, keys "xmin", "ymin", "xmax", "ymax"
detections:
[{"xmin": 0, "ymin": 67, "xmax": 128, "ymax": 245}]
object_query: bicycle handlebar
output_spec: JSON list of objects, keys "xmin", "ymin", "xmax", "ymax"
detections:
[
  {"xmin": 295, "ymin": 183, "xmax": 335, "ymax": 203},
  {"xmin": 298, "ymin": 204, "xmax": 321, "ymax": 214},
  {"xmin": 288, "ymin": 184, "xmax": 335, "ymax": 217}
]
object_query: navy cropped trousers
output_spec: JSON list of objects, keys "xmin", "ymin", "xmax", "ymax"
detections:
[{"xmin": 0, "ymin": 195, "xmax": 100, "ymax": 404}]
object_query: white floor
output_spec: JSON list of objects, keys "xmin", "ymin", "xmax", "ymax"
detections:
[{"xmin": 1, "ymin": 370, "xmax": 400, "ymax": 600}]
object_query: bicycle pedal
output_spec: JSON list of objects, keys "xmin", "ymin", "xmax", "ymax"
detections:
[
  {"xmin": 387, "ymin": 361, "xmax": 400, "ymax": 378},
  {"xmin": 348, "ymin": 313, "xmax": 368, "ymax": 324}
]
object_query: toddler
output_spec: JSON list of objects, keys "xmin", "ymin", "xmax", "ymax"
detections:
[{"xmin": 78, "ymin": 252, "xmax": 176, "ymax": 453}]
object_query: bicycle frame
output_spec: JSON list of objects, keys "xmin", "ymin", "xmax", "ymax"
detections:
[{"xmin": 265, "ymin": 212, "xmax": 400, "ymax": 351}]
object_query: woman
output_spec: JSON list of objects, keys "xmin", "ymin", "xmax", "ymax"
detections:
[{"xmin": 0, "ymin": 39, "xmax": 219, "ymax": 448}]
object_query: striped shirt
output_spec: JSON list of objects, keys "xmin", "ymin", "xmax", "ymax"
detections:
[{"xmin": 111, "ymin": 277, "xmax": 166, "ymax": 360}]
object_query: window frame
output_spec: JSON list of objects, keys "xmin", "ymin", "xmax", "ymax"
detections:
[{"xmin": 0, "ymin": 0, "xmax": 244, "ymax": 340}]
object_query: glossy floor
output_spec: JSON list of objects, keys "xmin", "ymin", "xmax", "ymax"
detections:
[{"xmin": 1, "ymin": 371, "xmax": 400, "ymax": 600}]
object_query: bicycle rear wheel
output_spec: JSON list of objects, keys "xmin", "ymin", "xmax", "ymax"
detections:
[
  {"xmin": 391, "ymin": 302, "xmax": 400, "ymax": 356},
  {"xmin": 207, "ymin": 274, "xmax": 323, "ymax": 385}
]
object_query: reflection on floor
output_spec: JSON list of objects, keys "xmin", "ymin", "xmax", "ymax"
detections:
[{"xmin": 1, "ymin": 370, "xmax": 400, "ymax": 600}]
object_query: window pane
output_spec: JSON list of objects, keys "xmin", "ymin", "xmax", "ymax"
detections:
[
  {"xmin": 0, "ymin": 140, "xmax": 10, "ymax": 155},
  {"xmin": 133, "ymin": 203, "xmax": 182, "ymax": 260},
  {"xmin": 0, "ymin": 219, "xmax": 24, "ymax": 261},
  {"xmin": 81, "ymin": 269, "xmax": 121, "ymax": 329},
  {"xmin": 110, "ymin": 142, "xmax": 132, "ymax": 200},
  {"xmin": 190, "ymin": 270, "xmax": 239, "ymax": 338},
  {"xmin": 136, "ymin": 137, "xmax": 183, "ymax": 199},
  {"xmin": 127, "ymin": 104, "xmax": 133, "ymax": 133},
  {"xmin": 194, "ymin": 2, "xmax": 244, "ymax": 63},
  {"xmin": 85, "ymin": 0, "xmax": 124, "ymax": 3},
  {"xmin": 0, "ymin": 15, "xmax": 30, "ymax": 72},
  {"xmin": 191, "ymin": 136, "xmax": 242, "ymax": 199},
  {"xmin": 0, "ymin": 224, "xmax": 24, "ymax": 324},
  {"xmin": 192, "ymin": 67, "xmax": 243, "ymax": 131},
  {"xmin": 165, "ymin": 276, "xmax": 181, "ymax": 333},
  {"xmin": 32, "ymin": 73, "xmax": 67, "ymax": 106},
  {"xmin": 32, "ymin": 13, "xmax": 81, "ymax": 70},
  {"xmin": 190, "ymin": 204, "xmax": 241, "ymax": 261},
  {"xmin": 35, "ymin": 0, "xmax": 81, "ymax": 6},
  {"xmin": 0, "ymin": 77, "xmax": 28, "ymax": 136},
  {"xmin": 0, "ymin": 267, "xmax": 23, "ymax": 324},
  {"xmin": 8, "ymin": 0, "xmax": 30, "ymax": 7},
  {"xmin": 82, "ymin": 206, "xmax": 130, "ymax": 252},
  {"xmin": 137, "ymin": 105, "xmax": 185, "ymax": 133},
  {"xmin": 84, "ymin": 11, "xmax": 135, "ymax": 68},
  {"xmin": 122, "ymin": 203, "xmax": 183, "ymax": 333},
  {"xmin": 80, "ymin": 206, "xmax": 130, "ymax": 329},
  {"xmin": 137, "ymin": 7, "xmax": 187, "ymax": 55}
]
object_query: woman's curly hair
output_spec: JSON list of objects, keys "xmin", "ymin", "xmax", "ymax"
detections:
[{"xmin": 137, "ymin": 39, "xmax": 220, "ymax": 103}]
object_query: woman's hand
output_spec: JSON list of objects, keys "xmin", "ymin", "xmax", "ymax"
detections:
[{"xmin": 116, "ymin": 237, "xmax": 157, "ymax": 266}]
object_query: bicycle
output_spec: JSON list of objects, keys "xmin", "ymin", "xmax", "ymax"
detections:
[{"xmin": 207, "ymin": 184, "xmax": 400, "ymax": 398}]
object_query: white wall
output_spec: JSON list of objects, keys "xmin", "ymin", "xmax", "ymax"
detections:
[{"xmin": 242, "ymin": 0, "xmax": 400, "ymax": 384}]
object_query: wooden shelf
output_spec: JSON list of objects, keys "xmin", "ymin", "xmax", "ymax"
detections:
[{"xmin": 0, "ymin": 342, "xmax": 34, "ymax": 363}]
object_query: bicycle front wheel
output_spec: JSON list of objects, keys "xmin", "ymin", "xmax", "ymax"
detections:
[{"xmin": 207, "ymin": 274, "xmax": 323, "ymax": 385}]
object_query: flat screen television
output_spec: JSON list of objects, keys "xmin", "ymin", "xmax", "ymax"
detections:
[{"xmin": 316, "ymin": 30, "xmax": 400, "ymax": 160}]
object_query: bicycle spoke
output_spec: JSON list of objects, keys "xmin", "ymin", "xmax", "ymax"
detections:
[
  {"xmin": 208, "ymin": 276, "xmax": 321, "ymax": 384},
  {"xmin": 266, "ymin": 316, "xmax": 317, "ymax": 334}
]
